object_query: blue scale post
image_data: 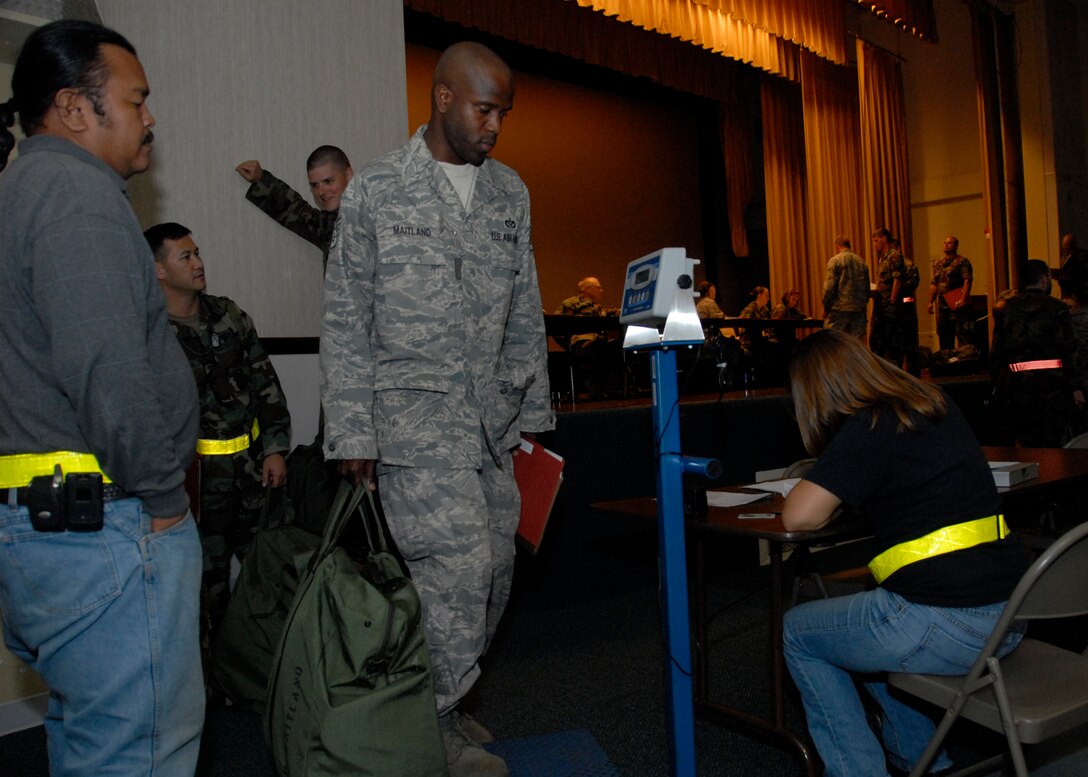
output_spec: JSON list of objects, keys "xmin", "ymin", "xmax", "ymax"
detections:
[{"xmin": 620, "ymin": 249, "xmax": 722, "ymax": 777}]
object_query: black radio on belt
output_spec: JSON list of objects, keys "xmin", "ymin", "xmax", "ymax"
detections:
[{"xmin": 27, "ymin": 467, "xmax": 104, "ymax": 532}]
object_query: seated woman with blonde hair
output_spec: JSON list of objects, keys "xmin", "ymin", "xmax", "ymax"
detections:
[{"xmin": 781, "ymin": 329, "xmax": 1031, "ymax": 777}]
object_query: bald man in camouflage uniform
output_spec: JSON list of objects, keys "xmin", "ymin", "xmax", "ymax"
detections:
[
  {"xmin": 322, "ymin": 42, "xmax": 552, "ymax": 777},
  {"xmin": 928, "ymin": 236, "xmax": 973, "ymax": 351},
  {"xmin": 147, "ymin": 222, "xmax": 291, "ymax": 654}
]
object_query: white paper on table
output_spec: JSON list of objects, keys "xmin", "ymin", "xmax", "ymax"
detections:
[
  {"xmin": 740, "ymin": 478, "xmax": 801, "ymax": 497},
  {"xmin": 706, "ymin": 491, "xmax": 775, "ymax": 508}
]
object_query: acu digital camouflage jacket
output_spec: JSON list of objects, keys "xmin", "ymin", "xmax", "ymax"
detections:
[{"xmin": 321, "ymin": 126, "xmax": 554, "ymax": 470}]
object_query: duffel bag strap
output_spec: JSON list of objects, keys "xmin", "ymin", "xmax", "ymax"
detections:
[{"xmin": 308, "ymin": 481, "xmax": 367, "ymax": 573}]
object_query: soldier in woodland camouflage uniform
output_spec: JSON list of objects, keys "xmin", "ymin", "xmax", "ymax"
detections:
[
  {"xmin": 147, "ymin": 223, "xmax": 291, "ymax": 647},
  {"xmin": 893, "ymin": 239, "xmax": 922, "ymax": 375},
  {"xmin": 235, "ymin": 145, "xmax": 353, "ymax": 270},
  {"xmin": 928, "ymin": 235, "xmax": 973, "ymax": 351},
  {"xmin": 322, "ymin": 43, "xmax": 553, "ymax": 777},
  {"xmin": 991, "ymin": 259, "xmax": 1084, "ymax": 446},
  {"xmin": 869, "ymin": 227, "xmax": 906, "ymax": 364},
  {"xmin": 556, "ymin": 276, "xmax": 623, "ymax": 398}
]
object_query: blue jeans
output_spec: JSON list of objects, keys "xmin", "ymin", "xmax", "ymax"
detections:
[
  {"xmin": 0, "ymin": 497, "xmax": 205, "ymax": 776},
  {"xmin": 784, "ymin": 587, "xmax": 1023, "ymax": 777}
]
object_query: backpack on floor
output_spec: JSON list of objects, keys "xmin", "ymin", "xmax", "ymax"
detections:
[
  {"xmin": 264, "ymin": 482, "xmax": 446, "ymax": 777},
  {"xmin": 211, "ymin": 521, "xmax": 320, "ymax": 713}
]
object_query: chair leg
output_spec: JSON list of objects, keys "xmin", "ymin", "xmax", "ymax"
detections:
[
  {"xmin": 907, "ymin": 689, "xmax": 975, "ymax": 777},
  {"xmin": 987, "ymin": 658, "xmax": 1029, "ymax": 777}
]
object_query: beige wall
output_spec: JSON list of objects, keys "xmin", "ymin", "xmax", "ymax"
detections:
[{"xmin": 97, "ymin": 0, "xmax": 409, "ymax": 338}]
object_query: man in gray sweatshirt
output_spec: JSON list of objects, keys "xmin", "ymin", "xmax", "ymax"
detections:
[{"xmin": 0, "ymin": 20, "xmax": 204, "ymax": 775}]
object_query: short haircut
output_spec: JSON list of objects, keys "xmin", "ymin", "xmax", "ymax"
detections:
[
  {"xmin": 750, "ymin": 286, "xmax": 769, "ymax": 299},
  {"xmin": 871, "ymin": 227, "xmax": 892, "ymax": 241},
  {"xmin": 1021, "ymin": 259, "xmax": 1051, "ymax": 289},
  {"xmin": 696, "ymin": 280, "xmax": 714, "ymax": 296},
  {"xmin": 306, "ymin": 145, "xmax": 351, "ymax": 171},
  {"xmin": 834, "ymin": 235, "xmax": 851, "ymax": 250},
  {"xmin": 144, "ymin": 222, "xmax": 192, "ymax": 261}
]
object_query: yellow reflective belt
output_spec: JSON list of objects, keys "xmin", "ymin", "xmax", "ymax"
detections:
[
  {"xmin": 869, "ymin": 515, "xmax": 1009, "ymax": 584},
  {"xmin": 0, "ymin": 451, "xmax": 112, "ymax": 489},
  {"xmin": 196, "ymin": 419, "xmax": 260, "ymax": 456}
]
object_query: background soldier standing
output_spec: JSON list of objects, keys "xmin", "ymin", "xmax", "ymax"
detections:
[
  {"xmin": 928, "ymin": 235, "xmax": 974, "ymax": 351},
  {"xmin": 991, "ymin": 259, "xmax": 1084, "ymax": 446},
  {"xmin": 869, "ymin": 227, "xmax": 906, "ymax": 364}
]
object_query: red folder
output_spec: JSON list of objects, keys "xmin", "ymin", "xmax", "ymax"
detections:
[
  {"xmin": 512, "ymin": 437, "xmax": 565, "ymax": 554},
  {"xmin": 942, "ymin": 287, "xmax": 966, "ymax": 308}
]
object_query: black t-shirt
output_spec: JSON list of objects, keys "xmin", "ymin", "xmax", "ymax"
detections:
[{"xmin": 805, "ymin": 398, "xmax": 1031, "ymax": 606}]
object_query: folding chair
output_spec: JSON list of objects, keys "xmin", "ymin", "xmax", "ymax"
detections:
[
  {"xmin": 1063, "ymin": 431, "xmax": 1088, "ymax": 449},
  {"xmin": 887, "ymin": 521, "xmax": 1088, "ymax": 777}
]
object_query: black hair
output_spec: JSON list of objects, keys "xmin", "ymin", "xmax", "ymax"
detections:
[
  {"xmin": 1, "ymin": 20, "xmax": 136, "ymax": 171},
  {"xmin": 1021, "ymin": 259, "xmax": 1052, "ymax": 289},
  {"xmin": 144, "ymin": 222, "xmax": 192, "ymax": 261},
  {"xmin": 0, "ymin": 100, "xmax": 14, "ymax": 173},
  {"xmin": 306, "ymin": 145, "xmax": 351, "ymax": 171}
]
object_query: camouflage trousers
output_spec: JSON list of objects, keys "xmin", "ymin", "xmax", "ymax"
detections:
[
  {"xmin": 198, "ymin": 451, "xmax": 270, "ymax": 645},
  {"xmin": 824, "ymin": 311, "xmax": 867, "ymax": 340},
  {"xmin": 870, "ymin": 300, "xmax": 908, "ymax": 365},
  {"xmin": 936, "ymin": 305, "xmax": 974, "ymax": 351},
  {"xmin": 378, "ymin": 453, "xmax": 519, "ymax": 715}
]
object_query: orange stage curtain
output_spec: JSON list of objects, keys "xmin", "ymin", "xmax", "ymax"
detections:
[
  {"xmin": 800, "ymin": 51, "xmax": 866, "ymax": 300},
  {"xmin": 406, "ymin": 0, "xmax": 751, "ymax": 99},
  {"xmin": 857, "ymin": 39, "xmax": 912, "ymax": 260},
  {"xmin": 567, "ymin": 0, "xmax": 807, "ymax": 79},
  {"xmin": 693, "ymin": 0, "xmax": 846, "ymax": 64},
  {"xmin": 761, "ymin": 76, "xmax": 815, "ymax": 315},
  {"xmin": 722, "ymin": 99, "xmax": 754, "ymax": 258}
]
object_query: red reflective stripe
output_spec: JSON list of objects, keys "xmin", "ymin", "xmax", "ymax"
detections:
[{"xmin": 1009, "ymin": 359, "xmax": 1063, "ymax": 372}]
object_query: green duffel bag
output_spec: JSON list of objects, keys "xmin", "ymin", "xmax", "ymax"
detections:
[
  {"xmin": 264, "ymin": 482, "xmax": 446, "ymax": 777},
  {"xmin": 211, "ymin": 521, "xmax": 320, "ymax": 713}
]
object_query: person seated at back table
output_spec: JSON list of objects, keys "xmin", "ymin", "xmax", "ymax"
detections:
[
  {"xmin": 770, "ymin": 288, "xmax": 806, "ymax": 343},
  {"xmin": 780, "ymin": 329, "xmax": 1031, "ymax": 777},
  {"xmin": 696, "ymin": 280, "xmax": 726, "ymax": 319},
  {"xmin": 556, "ymin": 276, "xmax": 623, "ymax": 398}
]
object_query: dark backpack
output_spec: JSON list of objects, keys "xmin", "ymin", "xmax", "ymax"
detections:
[{"xmin": 211, "ymin": 522, "xmax": 319, "ymax": 713}]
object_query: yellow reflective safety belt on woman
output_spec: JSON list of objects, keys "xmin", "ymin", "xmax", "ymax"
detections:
[{"xmin": 869, "ymin": 515, "xmax": 1009, "ymax": 584}]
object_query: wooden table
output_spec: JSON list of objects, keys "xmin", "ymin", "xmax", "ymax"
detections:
[{"xmin": 595, "ymin": 446, "xmax": 1088, "ymax": 775}]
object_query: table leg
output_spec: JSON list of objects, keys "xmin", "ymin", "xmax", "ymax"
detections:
[
  {"xmin": 693, "ymin": 535, "xmax": 709, "ymax": 702},
  {"xmin": 692, "ymin": 537, "xmax": 817, "ymax": 777}
]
